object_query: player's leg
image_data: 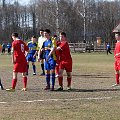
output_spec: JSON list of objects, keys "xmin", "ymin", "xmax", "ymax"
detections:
[
  {"xmin": 66, "ymin": 72, "xmax": 72, "ymax": 90},
  {"xmin": 32, "ymin": 55, "xmax": 36, "ymax": 75},
  {"xmin": 44, "ymin": 70, "xmax": 50, "ymax": 90},
  {"xmin": 57, "ymin": 68, "xmax": 64, "ymax": 91},
  {"xmin": 41, "ymin": 59, "xmax": 45, "ymax": 75},
  {"xmin": 112, "ymin": 60, "xmax": 120, "ymax": 87},
  {"xmin": 6, "ymin": 72, "xmax": 17, "ymax": 91},
  {"xmin": 21, "ymin": 72, "xmax": 27, "ymax": 91}
]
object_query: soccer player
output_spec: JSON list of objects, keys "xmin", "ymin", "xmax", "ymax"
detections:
[
  {"xmin": 1, "ymin": 43, "xmax": 6, "ymax": 54},
  {"xmin": 56, "ymin": 32, "xmax": 72, "ymax": 91},
  {"xmin": 6, "ymin": 32, "xmax": 29, "ymax": 91},
  {"xmin": 38, "ymin": 29, "xmax": 56, "ymax": 91},
  {"xmin": 106, "ymin": 43, "xmax": 112, "ymax": 55},
  {"xmin": 53, "ymin": 35, "xmax": 61, "ymax": 78},
  {"xmin": 26, "ymin": 35, "xmax": 38, "ymax": 75},
  {"xmin": 7, "ymin": 43, "xmax": 12, "ymax": 54},
  {"xmin": 38, "ymin": 29, "xmax": 46, "ymax": 75},
  {"xmin": 111, "ymin": 32, "xmax": 120, "ymax": 87}
]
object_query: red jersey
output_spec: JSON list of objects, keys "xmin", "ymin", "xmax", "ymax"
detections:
[
  {"xmin": 59, "ymin": 41, "xmax": 72, "ymax": 62},
  {"xmin": 12, "ymin": 39, "xmax": 28, "ymax": 63},
  {"xmin": 114, "ymin": 41, "xmax": 120, "ymax": 59}
]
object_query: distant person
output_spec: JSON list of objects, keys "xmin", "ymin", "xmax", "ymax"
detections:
[
  {"xmin": 56, "ymin": 32, "xmax": 72, "ymax": 91},
  {"xmin": 2, "ymin": 43, "xmax": 6, "ymax": 54},
  {"xmin": 7, "ymin": 43, "xmax": 11, "ymax": 54},
  {"xmin": 106, "ymin": 43, "xmax": 112, "ymax": 55},
  {"xmin": 26, "ymin": 36, "xmax": 38, "ymax": 75},
  {"xmin": 6, "ymin": 32, "xmax": 29, "ymax": 92},
  {"xmin": 38, "ymin": 29, "xmax": 46, "ymax": 76},
  {"xmin": 112, "ymin": 32, "xmax": 120, "ymax": 87}
]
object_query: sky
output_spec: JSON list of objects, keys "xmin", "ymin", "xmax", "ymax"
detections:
[{"xmin": 19, "ymin": 0, "xmax": 30, "ymax": 5}]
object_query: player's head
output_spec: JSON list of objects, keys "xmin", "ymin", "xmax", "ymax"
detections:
[
  {"xmin": 59, "ymin": 32, "xmax": 66, "ymax": 41},
  {"xmin": 115, "ymin": 32, "xmax": 120, "ymax": 41},
  {"xmin": 44, "ymin": 29, "xmax": 51, "ymax": 39},
  {"xmin": 53, "ymin": 35, "xmax": 57, "ymax": 40},
  {"xmin": 39, "ymin": 29, "xmax": 44, "ymax": 36},
  {"xmin": 12, "ymin": 32, "xmax": 19, "ymax": 40},
  {"xmin": 31, "ymin": 35, "xmax": 36, "ymax": 42}
]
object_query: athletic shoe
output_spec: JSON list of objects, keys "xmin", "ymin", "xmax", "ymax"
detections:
[
  {"xmin": 33, "ymin": 73, "xmax": 36, "ymax": 75},
  {"xmin": 40, "ymin": 73, "xmax": 45, "ymax": 76},
  {"xmin": 44, "ymin": 86, "xmax": 50, "ymax": 90},
  {"xmin": 56, "ymin": 87, "xmax": 63, "ymax": 91},
  {"xmin": 67, "ymin": 86, "xmax": 72, "ymax": 90},
  {"xmin": 50, "ymin": 87, "xmax": 54, "ymax": 91},
  {"xmin": 112, "ymin": 84, "xmax": 120, "ymax": 87},
  {"xmin": 6, "ymin": 88, "xmax": 15, "ymax": 92},
  {"xmin": 21, "ymin": 88, "xmax": 27, "ymax": 91}
]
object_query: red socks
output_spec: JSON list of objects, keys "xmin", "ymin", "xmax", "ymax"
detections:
[
  {"xmin": 116, "ymin": 74, "xmax": 119, "ymax": 84},
  {"xmin": 58, "ymin": 76, "xmax": 63, "ymax": 87},
  {"xmin": 12, "ymin": 79, "xmax": 17, "ymax": 89},
  {"xmin": 22, "ymin": 77, "xmax": 27, "ymax": 88}
]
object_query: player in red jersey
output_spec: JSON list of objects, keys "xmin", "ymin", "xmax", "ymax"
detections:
[
  {"xmin": 6, "ymin": 32, "xmax": 29, "ymax": 91},
  {"xmin": 112, "ymin": 32, "xmax": 120, "ymax": 87},
  {"xmin": 56, "ymin": 32, "xmax": 72, "ymax": 91}
]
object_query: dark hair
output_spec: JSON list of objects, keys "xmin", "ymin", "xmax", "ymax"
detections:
[
  {"xmin": 12, "ymin": 32, "xmax": 18, "ymax": 37},
  {"xmin": 44, "ymin": 29, "xmax": 51, "ymax": 33},
  {"xmin": 39, "ymin": 29, "xmax": 44, "ymax": 32},
  {"xmin": 60, "ymin": 32, "xmax": 66, "ymax": 37},
  {"xmin": 53, "ymin": 35, "xmax": 57, "ymax": 37},
  {"xmin": 32, "ymin": 35, "xmax": 36, "ymax": 38}
]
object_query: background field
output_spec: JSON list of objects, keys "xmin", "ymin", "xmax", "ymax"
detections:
[{"xmin": 0, "ymin": 52, "xmax": 120, "ymax": 120}]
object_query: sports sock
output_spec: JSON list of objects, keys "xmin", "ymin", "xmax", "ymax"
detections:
[
  {"xmin": 33, "ymin": 65, "xmax": 36, "ymax": 73},
  {"xmin": 12, "ymin": 79, "xmax": 17, "ymax": 89},
  {"xmin": 41, "ymin": 64, "xmax": 45, "ymax": 74},
  {"xmin": 67, "ymin": 77, "xmax": 71, "ymax": 87},
  {"xmin": 52, "ymin": 73, "xmax": 55, "ymax": 88},
  {"xmin": 58, "ymin": 76, "xmax": 63, "ymax": 87},
  {"xmin": 27, "ymin": 65, "xmax": 29, "ymax": 74},
  {"xmin": 46, "ymin": 74, "xmax": 50, "ymax": 87},
  {"xmin": 116, "ymin": 74, "xmax": 119, "ymax": 84},
  {"xmin": 22, "ymin": 77, "xmax": 27, "ymax": 88}
]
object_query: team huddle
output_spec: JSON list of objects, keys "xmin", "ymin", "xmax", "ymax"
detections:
[{"xmin": 5, "ymin": 29, "xmax": 72, "ymax": 92}]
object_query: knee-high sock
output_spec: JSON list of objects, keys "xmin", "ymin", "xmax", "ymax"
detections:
[
  {"xmin": 33, "ymin": 65, "xmax": 36, "ymax": 73},
  {"xmin": 41, "ymin": 64, "xmax": 45, "ymax": 74},
  {"xmin": 52, "ymin": 73, "xmax": 55, "ymax": 88},
  {"xmin": 58, "ymin": 76, "xmax": 63, "ymax": 87},
  {"xmin": 12, "ymin": 79, "xmax": 17, "ymax": 89},
  {"xmin": 27, "ymin": 65, "xmax": 29, "ymax": 74},
  {"xmin": 46, "ymin": 74, "xmax": 50, "ymax": 87},
  {"xmin": 116, "ymin": 74, "xmax": 119, "ymax": 84},
  {"xmin": 67, "ymin": 77, "xmax": 71, "ymax": 87},
  {"xmin": 22, "ymin": 77, "xmax": 27, "ymax": 88}
]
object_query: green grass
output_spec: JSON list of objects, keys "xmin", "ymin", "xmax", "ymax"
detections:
[{"xmin": 1, "ymin": 52, "xmax": 120, "ymax": 120}]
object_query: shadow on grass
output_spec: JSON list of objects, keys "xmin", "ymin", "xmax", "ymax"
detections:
[
  {"xmin": 72, "ymin": 74, "xmax": 113, "ymax": 78},
  {"xmin": 54, "ymin": 88, "xmax": 120, "ymax": 92}
]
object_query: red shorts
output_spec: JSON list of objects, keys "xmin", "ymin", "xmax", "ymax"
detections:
[
  {"xmin": 115, "ymin": 59, "xmax": 120, "ymax": 70},
  {"xmin": 13, "ymin": 61, "xmax": 27, "ymax": 73},
  {"xmin": 59, "ymin": 60, "xmax": 72, "ymax": 72}
]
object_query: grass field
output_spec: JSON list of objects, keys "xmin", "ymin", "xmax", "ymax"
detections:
[{"xmin": 0, "ymin": 52, "xmax": 120, "ymax": 120}]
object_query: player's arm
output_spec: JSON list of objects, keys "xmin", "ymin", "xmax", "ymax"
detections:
[
  {"xmin": 46, "ymin": 39, "xmax": 56, "ymax": 61},
  {"xmin": 11, "ymin": 47, "xmax": 15, "ymax": 64}
]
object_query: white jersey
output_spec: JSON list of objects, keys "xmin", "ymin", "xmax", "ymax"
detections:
[{"xmin": 38, "ymin": 36, "xmax": 46, "ymax": 49}]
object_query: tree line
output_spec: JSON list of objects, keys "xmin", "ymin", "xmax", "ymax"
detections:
[{"xmin": 0, "ymin": 0, "xmax": 120, "ymax": 44}]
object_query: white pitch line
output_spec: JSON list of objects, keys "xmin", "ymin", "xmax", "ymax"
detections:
[{"xmin": 0, "ymin": 96, "xmax": 114, "ymax": 104}]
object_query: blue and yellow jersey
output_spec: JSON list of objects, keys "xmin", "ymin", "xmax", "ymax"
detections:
[
  {"xmin": 43, "ymin": 38, "xmax": 57, "ymax": 61},
  {"xmin": 27, "ymin": 41, "xmax": 38, "ymax": 54}
]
